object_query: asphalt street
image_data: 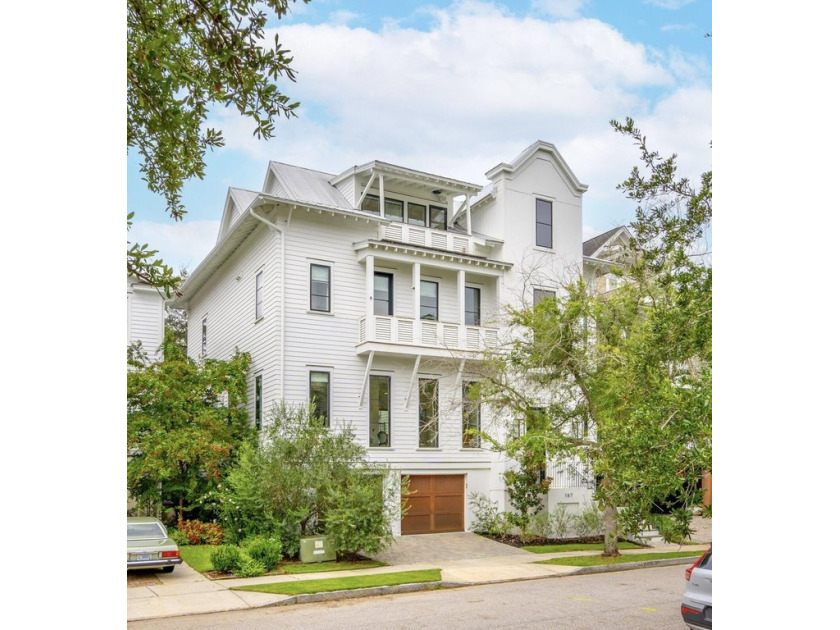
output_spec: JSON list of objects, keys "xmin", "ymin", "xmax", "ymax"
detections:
[{"xmin": 128, "ymin": 563, "xmax": 691, "ymax": 630}]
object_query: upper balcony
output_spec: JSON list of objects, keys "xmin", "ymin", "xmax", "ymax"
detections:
[
  {"xmin": 378, "ymin": 223, "xmax": 481, "ymax": 256},
  {"xmin": 358, "ymin": 314, "xmax": 499, "ymax": 359}
]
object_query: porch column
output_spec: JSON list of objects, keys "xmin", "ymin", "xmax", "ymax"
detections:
[
  {"xmin": 413, "ymin": 262, "xmax": 421, "ymax": 319},
  {"xmin": 458, "ymin": 269, "xmax": 466, "ymax": 325},
  {"xmin": 366, "ymin": 255, "xmax": 375, "ymax": 319},
  {"xmin": 379, "ymin": 174, "xmax": 385, "ymax": 218},
  {"xmin": 465, "ymin": 191, "xmax": 472, "ymax": 235}
]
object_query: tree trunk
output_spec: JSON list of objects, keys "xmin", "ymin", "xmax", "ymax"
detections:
[{"xmin": 602, "ymin": 504, "xmax": 620, "ymax": 557}]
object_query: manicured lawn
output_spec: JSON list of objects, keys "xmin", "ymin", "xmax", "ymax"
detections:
[
  {"xmin": 179, "ymin": 545, "xmax": 385, "ymax": 576},
  {"xmin": 535, "ymin": 550, "xmax": 701, "ymax": 567},
  {"xmin": 522, "ymin": 542, "xmax": 643, "ymax": 554},
  {"xmin": 233, "ymin": 569, "xmax": 443, "ymax": 596}
]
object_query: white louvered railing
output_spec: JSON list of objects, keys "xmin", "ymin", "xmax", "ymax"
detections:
[{"xmin": 379, "ymin": 224, "xmax": 474, "ymax": 255}]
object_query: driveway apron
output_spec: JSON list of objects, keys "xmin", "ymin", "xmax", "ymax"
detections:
[{"xmin": 370, "ymin": 532, "xmax": 532, "ymax": 565}]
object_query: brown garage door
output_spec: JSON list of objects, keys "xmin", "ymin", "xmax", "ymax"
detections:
[{"xmin": 401, "ymin": 474, "xmax": 465, "ymax": 535}]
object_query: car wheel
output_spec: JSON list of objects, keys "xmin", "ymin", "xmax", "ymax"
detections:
[{"xmin": 161, "ymin": 566, "xmax": 175, "ymax": 573}]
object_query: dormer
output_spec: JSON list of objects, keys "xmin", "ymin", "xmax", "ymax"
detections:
[{"xmin": 216, "ymin": 188, "xmax": 259, "ymax": 243}]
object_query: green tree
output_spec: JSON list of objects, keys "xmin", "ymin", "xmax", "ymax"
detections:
[
  {"xmin": 127, "ymin": 344, "xmax": 254, "ymax": 520},
  {"xmin": 478, "ymin": 119, "xmax": 711, "ymax": 556},
  {"xmin": 219, "ymin": 403, "xmax": 404, "ymax": 557},
  {"xmin": 127, "ymin": 0, "xmax": 309, "ymax": 294}
]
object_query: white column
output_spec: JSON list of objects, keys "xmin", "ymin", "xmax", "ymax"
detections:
[
  {"xmin": 366, "ymin": 255, "xmax": 375, "ymax": 319},
  {"xmin": 379, "ymin": 174, "xmax": 385, "ymax": 218},
  {"xmin": 458, "ymin": 269, "xmax": 466, "ymax": 325},
  {"xmin": 466, "ymin": 191, "xmax": 472, "ymax": 235},
  {"xmin": 413, "ymin": 262, "xmax": 421, "ymax": 319}
]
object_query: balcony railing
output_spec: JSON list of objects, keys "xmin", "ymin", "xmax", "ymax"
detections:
[
  {"xmin": 358, "ymin": 315, "xmax": 498, "ymax": 354},
  {"xmin": 547, "ymin": 457, "xmax": 595, "ymax": 489},
  {"xmin": 378, "ymin": 223, "xmax": 475, "ymax": 255}
]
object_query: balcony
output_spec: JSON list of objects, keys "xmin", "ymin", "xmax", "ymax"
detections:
[
  {"xmin": 357, "ymin": 315, "xmax": 499, "ymax": 358},
  {"xmin": 378, "ymin": 223, "xmax": 478, "ymax": 256}
]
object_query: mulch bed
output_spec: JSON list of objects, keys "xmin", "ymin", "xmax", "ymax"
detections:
[
  {"xmin": 127, "ymin": 570, "xmax": 162, "ymax": 587},
  {"xmin": 205, "ymin": 553, "xmax": 373, "ymax": 580},
  {"xmin": 480, "ymin": 533, "xmax": 642, "ymax": 548}
]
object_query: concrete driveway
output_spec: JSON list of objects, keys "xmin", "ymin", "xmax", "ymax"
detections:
[{"xmin": 370, "ymin": 532, "xmax": 532, "ymax": 565}]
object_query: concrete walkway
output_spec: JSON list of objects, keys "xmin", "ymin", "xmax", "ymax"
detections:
[{"xmin": 128, "ymin": 518, "xmax": 711, "ymax": 622}]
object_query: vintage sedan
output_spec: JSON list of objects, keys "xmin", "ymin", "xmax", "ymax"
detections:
[{"xmin": 127, "ymin": 516, "xmax": 183, "ymax": 572}]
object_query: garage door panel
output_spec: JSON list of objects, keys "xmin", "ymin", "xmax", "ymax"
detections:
[{"xmin": 401, "ymin": 474, "xmax": 464, "ymax": 535}]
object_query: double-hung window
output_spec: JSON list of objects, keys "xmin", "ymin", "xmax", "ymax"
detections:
[
  {"xmin": 533, "ymin": 288, "xmax": 556, "ymax": 306},
  {"xmin": 465, "ymin": 287, "xmax": 481, "ymax": 326},
  {"xmin": 309, "ymin": 371, "xmax": 330, "ymax": 426},
  {"xmin": 536, "ymin": 198, "xmax": 553, "ymax": 248},
  {"xmin": 374, "ymin": 272, "xmax": 394, "ymax": 316},
  {"xmin": 201, "ymin": 317, "xmax": 207, "ymax": 356},
  {"xmin": 310, "ymin": 264, "xmax": 331, "ymax": 312},
  {"xmin": 255, "ymin": 375, "xmax": 263, "ymax": 430},
  {"xmin": 420, "ymin": 280, "xmax": 439, "ymax": 320},
  {"xmin": 255, "ymin": 271, "xmax": 263, "ymax": 319},
  {"xmin": 462, "ymin": 381, "xmax": 481, "ymax": 448},
  {"xmin": 418, "ymin": 379, "xmax": 439, "ymax": 448},
  {"xmin": 369, "ymin": 375, "xmax": 391, "ymax": 447}
]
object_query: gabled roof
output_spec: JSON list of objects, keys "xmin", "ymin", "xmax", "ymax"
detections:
[
  {"xmin": 582, "ymin": 225, "xmax": 632, "ymax": 259},
  {"xmin": 263, "ymin": 162, "xmax": 353, "ymax": 210},
  {"xmin": 216, "ymin": 188, "xmax": 260, "ymax": 243},
  {"xmin": 485, "ymin": 140, "xmax": 588, "ymax": 194}
]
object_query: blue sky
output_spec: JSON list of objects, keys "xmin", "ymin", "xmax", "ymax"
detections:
[{"xmin": 127, "ymin": 0, "xmax": 711, "ymax": 273}]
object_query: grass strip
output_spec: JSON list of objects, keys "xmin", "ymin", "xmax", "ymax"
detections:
[
  {"xmin": 535, "ymin": 551, "xmax": 701, "ymax": 567},
  {"xmin": 232, "ymin": 569, "xmax": 442, "ymax": 596},
  {"xmin": 523, "ymin": 542, "xmax": 643, "ymax": 554},
  {"xmin": 179, "ymin": 545, "xmax": 385, "ymax": 575}
]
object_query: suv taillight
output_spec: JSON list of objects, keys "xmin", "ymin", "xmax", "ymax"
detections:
[{"xmin": 685, "ymin": 548, "xmax": 709, "ymax": 580}]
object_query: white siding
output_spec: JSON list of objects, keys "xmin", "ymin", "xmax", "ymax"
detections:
[{"xmin": 127, "ymin": 279, "xmax": 164, "ymax": 360}]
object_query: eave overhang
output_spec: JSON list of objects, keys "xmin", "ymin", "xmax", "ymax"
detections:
[
  {"xmin": 331, "ymin": 160, "xmax": 483, "ymax": 195},
  {"xmin": 354, "ymin": 240, "xmax": 513, "ymax": 272}
]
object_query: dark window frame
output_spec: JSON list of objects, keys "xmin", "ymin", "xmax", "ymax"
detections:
[
  {"xmin": 465, "ymin": 286, "xmax": 481, "ymax": 326},
  {"xmin": 310, "ymin": 264, "xmax": 331, "ymax": 312},
  {"xmin": 418, "ymin": 378, "xmax": 439, "ymax": 448},
  {"xmin": 462, "ymin": 381, "xmax": 481, "ymax": 448},
  {"xmin": 373, "ymin": 272, "xmax": 394, "ymax": 316},
  {"xmin": 420, "ymin": 279, "xmax": 439, "ymax": 321},
  {"xmin": 201, "ymin": 317, "xmax": 207, "ymax": 355},
  {"xmin": 255, "ymin": 270, "xmax": 264, "ymax": 320},
  {"xmin": 429, "ymin": 205, "xmax": 447, "ymax": 231},
  {"xmin": 309, "ymin": 371, "xmax": 331, "ymax": 427},
  {"xmin": 536, "ymin": 198, "xmax": 553, "ymax": 248},
  {"xmin": 533, "ymin": 288, "xmax": 556, "ymax": 306},
  {"xmin": 255, "ymin": 374, "xmax": 263, "ymax": 430},
  {"xmin": 369, "ymin": 375, "xmax": 391, "ymax": 447}
]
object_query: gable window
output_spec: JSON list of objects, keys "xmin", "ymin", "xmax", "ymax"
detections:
[
  {"xmin": 430, "ymin": 205, "xmax": 447, "ymax": 230},
  {"xmin": 369, "ymin": 375, "xmax": 391, "ymax": 447},
  {"xmin": 201, "ymin": 317, "xmax": 207, "ymax": 355},
  {"xmin": 255, "ymin": 375, "xmax": 263, "ymax": 430},
  {"xmin": 420, "ymin": 280, "xmax": 439, "ymax": 320},
  {"xmin": 462, "ymin": 381, "xmax": 481, "ymax": 448},
  {"xmin": 536, "ymin": 198, "xmax": 553, "ymax": 248},
  {"xmin": 255, "ymin": 270, "xmax": 264, "ymax": 320},
  {"xmin": 374, "ymin": 272, "xmax": 394, "ymax": 316},
  {"xmin": 418, "ymin": 378, "xmax": 439, "ymax": 448},
  {"xmin": 534, "ymin": 288, "xmax": 556, "ymax": 306},
  {"xmin": 309, "ymin": 371, "xmax": 330, "ymax": 426},
  {"xmin": 310, "ymin": 264, "xmax": 331, "ymax": 312},
  {"xmin": 465, "ymin": 287, "xmax": 481, "ymax": 326}
]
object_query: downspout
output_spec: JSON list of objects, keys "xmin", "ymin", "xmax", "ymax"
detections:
[{"xmin": 250, "ymin": 203, "xmax": 292, "ymax": 400}]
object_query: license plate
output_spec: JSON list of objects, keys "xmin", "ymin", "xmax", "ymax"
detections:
[{"xmin": 136, "ymin": 554, "xmax": 151, "ymax": 561}]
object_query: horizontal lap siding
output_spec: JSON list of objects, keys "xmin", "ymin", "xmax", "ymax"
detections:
[
  {"xmin": 187, "ymin": 226, "xmax": 281, "ymax": 425},
  {"xmin": 128, "ymin": 285, "xmax": 164, "ymax": 357}
]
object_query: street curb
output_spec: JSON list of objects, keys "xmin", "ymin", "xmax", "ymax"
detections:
[
  {"xmin": 263, "ymin": 581, "xmax": 465, "ymax": 606},
  {"xmin": 564, "ymin": 554, "xmax": 702, "ymax": 576}
]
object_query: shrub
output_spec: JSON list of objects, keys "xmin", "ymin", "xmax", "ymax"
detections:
[
  {"xmin": 178, "ymin": 519, "xmax": 206, "ymax": 545},
  {"xmin": 570, "ymin": 502, "xmax": 604, "ymax": 537},
  {"xmin": 210, "ymin": 545, "xmax": 242, "ymax": 574},
  {"xmin": 244, "ymin": 535, "xmax": 283, "ymax": 572},
  {"xmin": 549, "ymin": 504, "xmax": 572, "ymax": 539},
  {"xmin": 468, "ymin": 492, "xmax": 505, "ymax": 535},
  {"xmin": 168, "ymin": 528, "xmax": 189, "ymax": 546},
  {"xmin": 202, "ymin": 522, "xmax": 224, "ymax": 545},
  {"xmin": 234, "ymin": 555, "xmax": 266, "ymax": 578},
  {"xmin": 529, "ymin": 511, "xmax": 553, "ymax": 539}
]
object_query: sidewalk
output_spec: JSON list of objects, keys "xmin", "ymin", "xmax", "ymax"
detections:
[{"xmin": 128, "ymin": 520, "xmax": 711, "ymax": 622}]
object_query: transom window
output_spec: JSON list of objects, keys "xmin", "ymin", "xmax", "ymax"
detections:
[
  {"xmin": 420, "ymin": 280, "xmax": 439, "ymax": 320},
  {"xmin": 536, "ymin": 198, "xmax": 553, "ymax": 248}
]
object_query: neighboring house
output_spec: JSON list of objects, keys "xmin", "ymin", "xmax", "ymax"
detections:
[
  {"xmin": 170, "ymin": 141, "xmax": 627, "ymax": 535},
  {"xmin": 127, "ymin": 276, "xmax": 165, "ymax": 362}
]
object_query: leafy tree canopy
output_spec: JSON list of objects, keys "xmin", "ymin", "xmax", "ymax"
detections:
[{"xmin": 127, "ymin": 0, "xmax": 308, "ymax": 295}]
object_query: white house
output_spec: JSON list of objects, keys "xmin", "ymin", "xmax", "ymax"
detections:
[
  {"xmin": 127, "ymin": 276, "xmax": 165, "ymax": 362},
  {"xmin": 170, "ymin": 141, "xmax": 625, "ymax": 535}
]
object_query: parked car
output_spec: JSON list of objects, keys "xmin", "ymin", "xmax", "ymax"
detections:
[
  {"xmin": 681, "ymin": 545, "xmax": 712, "ymax": 629},
  {"xmin": 127, "ymin": 516, "xmax": 183, "ymax": 572}
]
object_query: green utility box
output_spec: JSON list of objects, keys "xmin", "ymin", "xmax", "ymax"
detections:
[{"xmin": 299, "ymin": 536, "xmax": 336, "ymax": 563}]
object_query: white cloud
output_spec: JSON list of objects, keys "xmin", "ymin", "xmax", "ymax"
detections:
[
  {"xmin": 129, "ymin": 220, "xmax": 220, "ymax": 275},
  {"xmin": 189, "ymin": 1, "xmax": 710, "ymax": 265},
  {"xmin": 661, "ymin": 23, "xmax": 693, "ymax": 32},
  {"xmin": 328, "ymin": 10, "xmax": 359, "ymax": 25}
]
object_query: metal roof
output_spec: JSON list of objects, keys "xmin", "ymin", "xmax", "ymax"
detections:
[{"xmin": 267, "ymin": 162, "xmax": 354, "ymax": 210}]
